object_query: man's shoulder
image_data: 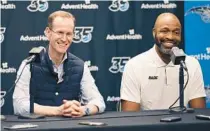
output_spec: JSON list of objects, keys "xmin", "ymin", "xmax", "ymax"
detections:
[
  {"xmin": 127, "ymin": 48, "xmax": 152, "ymax": 66},
  {"xmin": 185, "ymin": 55, "xmax": 200, "ymax": 65},
  {"xmin": 185, "ymin": 55, "xmax": 202, "ymax": 72},
  {"xmin": 67, "ymin": 52, "xmax": 84, "ymax": 63}
]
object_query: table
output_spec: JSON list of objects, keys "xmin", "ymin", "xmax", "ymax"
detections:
[{"xmin": 1, "ymin": 109, "xmax": 210, "ymax": 131}]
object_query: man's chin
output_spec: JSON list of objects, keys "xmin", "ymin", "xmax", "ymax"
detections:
[
  {"xmin": 57, "ymin": 49, "xmax": 67, "ymax": 55},
  {"xmin": 160, "ymin": 48, "xmax": 171, "ymax": 55}
]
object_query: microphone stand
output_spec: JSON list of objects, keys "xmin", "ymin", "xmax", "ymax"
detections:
[
  {"xmin": 179, "ymin": 61, "xmax": 186, "ymax": 111},
  {"xmin": 170, "ymin": 60, "xmax": 187, "ymax": 113}
]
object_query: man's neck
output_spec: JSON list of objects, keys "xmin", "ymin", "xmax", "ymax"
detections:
[
  {"xmin": 155, "ymin": 45, "xmax": 171, "ymax": 64},
  {"xmin": 48, "ymin": 48, "xmax": 65, "ymax": 67}
]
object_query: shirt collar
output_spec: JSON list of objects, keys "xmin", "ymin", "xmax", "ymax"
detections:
[
  {"xmin": 49, "ymin": 53, "xmax": 68, "ymax": 66},
  {"xmin": 150, "ymin": 45, "xmax": 175, "ymax": 68}
]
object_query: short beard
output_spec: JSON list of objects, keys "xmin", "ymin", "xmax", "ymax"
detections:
[
  {"xmin": 154, "ymin": 34, "xmax": 178, "ymax": 56},
  {"xmin": 155, "ymin": 42, "xmax": 171, "ymax": 55}
]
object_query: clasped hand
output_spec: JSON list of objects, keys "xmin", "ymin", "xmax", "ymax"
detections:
[{"xmin": 58, "ymin": 100, "xmax": 85, "ymax": 117}]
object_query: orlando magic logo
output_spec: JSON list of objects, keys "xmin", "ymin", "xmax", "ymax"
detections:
[
  {"xmin": 1, "ymin": 91, "xmax": 6, "ymax": 107},
  {"xmin": 0, "ymin": 27, "xmax": 6, "ymax": 44},
  {"xmin": 73, "ymin": 27, "xmax": 93, "ymax": 43},
  {"xmin": 109, "ymin": 0, "xmax": 129, "ymax": 12},
  {"xmin": 185, "ymin": 5, "xmax": 210, "ymax": 23},
  {"xmin": 109, "ymin": 57, "xmax": 130, "ymax": 73},
  {"xmin": 27, "ymin": 0, "xmax": 48, "ymax": 12}
]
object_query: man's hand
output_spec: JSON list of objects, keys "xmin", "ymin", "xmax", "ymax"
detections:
[
  {"xmin": 34, "ymin": 103, "xmax": 64, "ymax": 116},
  {"xmin": 62, "ymin": 100, "xmax": 86, "ymax": 117}
]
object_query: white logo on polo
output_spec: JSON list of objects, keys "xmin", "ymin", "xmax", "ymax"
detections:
[
  {"xmin": 61, "ymin": 0, "xmax": 98, "ymax": 10},
  {"xmin": 107, "ymin": 96, "xmax": 120, "ymax": 102},
  {"xmin": 0, "ymin": 27, "xmax": 6, "ymax": 44},
  {"xmin": 109, "ymin": 57, "xmax": 130, "ymax": 73},
  {"xmin": 85, "ymin": 61, "xmax": 99, "ymax": 72},
  {"xmin": 109, "ymin": 0, "xmax": 129, "ymax": 12},
  {"xmin": 0, "ymin": 91, "xmax": 6, "ymax": 107},
  {"xmin": 0, "ymin": 0, "xmax": 16, "ymax": 9},
  {"xmin": 73, "ymin": 27, "xmax": 93, "ymax": 43},
  {"xmin": 27, "ymin": 0, "xmax": 48, "ymax": 12},
  {"xmin": 141, "ymin": 0, "xmax": 177, "ymax": 9},
  {"xmin": 0, "ymin": 62, "xmax": 16, "ymax": 74},
  {"xmin": 20, "ymin": 35, "xmax": 48, "ymax": 41},
  {"xmin": 106, "ymin": 29, "xmax": 142, "ymax": 40},
  {"xmin": 206, "ymin": 47, "xmax": 210, "ymax": 54}
]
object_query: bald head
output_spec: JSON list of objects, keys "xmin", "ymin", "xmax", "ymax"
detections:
[
  {"xmin": 154, "ymin": 13, "xmax": 181, "ymax": 30},
  {"xmin": 152, "ymin": 13, "xmax": 182, "ymax": 57}
]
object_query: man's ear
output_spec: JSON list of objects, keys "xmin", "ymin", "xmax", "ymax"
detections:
[
  {"xmin": 44, "ymin": 27, "xmax": 50, "ymax": 39},
  {"xmin": 152, "ymin": 28, "xmax": 156, "ymax": 38}
]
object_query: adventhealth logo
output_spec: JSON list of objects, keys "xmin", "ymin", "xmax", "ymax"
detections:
[
  {"xmin": 109, "ymin": 57, "xmax": 130, "ymax": 74},
  {"xmin": 61, "ymin": 0, "xmax": 98, "ymax": 10},
  {"xmin": 20, "ymin": 35, "xmax": 48, "ymax": 41},
  {"xmin": 141, "ymin": 0, "xmax": 177, "ymax": 9},
  {"xmin": 107, "ymin": 96, "xmax": 120, "ymax": 102},
  {"xmin": 85, "ymin": 60, "xmax": 99, "ymax": 72},
  {"xmin": 73, "ymin": 26, "xmax": 93, "ymax": 43},
  {"xmin": 206, "ymin": 47, "xmax": 210, "ymax": 54},
  {"xmin": 27, "ymin": 0, "xmax": 49, "ymax": 12},
  {"xmin": 109, "ymin": 0, "xmax": 129, "ymax": 12},
  {"xmin": 190, "ymin": 47, "xmax": 210, "ymax": 60},
  {"xmin": 0, "ymin": 0, "xmax": 16, "ymax": 10},
  {"xmin": 106, "ymin": 29, "xmax": 142, "ymax": 40},
  {"xmin": 0, "ymin": 62, "xmax": 16, "ymax": 74},
  {"xmin": 0, "ymin": 27, "xmax": 6, "ymax": 44}
]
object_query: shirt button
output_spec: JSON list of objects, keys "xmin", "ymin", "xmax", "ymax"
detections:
[{"xmin": 55, "ymin": 92, "xmax": 59, "ymax": 96}]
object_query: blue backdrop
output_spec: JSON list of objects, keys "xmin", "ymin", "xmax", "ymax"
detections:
[{"xmin": 184, "ymin": 1, "xmax": 210, "ymax": 107}]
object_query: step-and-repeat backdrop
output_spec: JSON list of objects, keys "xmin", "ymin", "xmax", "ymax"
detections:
[
  {"xmin": 2, "ymin": 0, "xmax": 208, "ymax": 115},
  {"xmin": 184, "ymin": 1, "xmax": 210, "ymax": 107}
]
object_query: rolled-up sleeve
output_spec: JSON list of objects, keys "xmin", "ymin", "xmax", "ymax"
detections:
[{"xmin": 80, "ymin": 65, "xmax": 106, "ymax": 113}]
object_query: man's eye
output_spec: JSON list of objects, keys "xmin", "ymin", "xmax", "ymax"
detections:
[
  {"xmin": 174, "ymin": 31, "xmax": 180, "ymax": 35},
  {"xmin": 58, "ymin": 32, "xmax": 64, "ymax": 35},
  {"xmin": 160, "ymin": 30, "xmax": 168, "ymax": 33},
  {"xmin": 67, "ymin": 33, "xmax": 72, "ymax": 36}
]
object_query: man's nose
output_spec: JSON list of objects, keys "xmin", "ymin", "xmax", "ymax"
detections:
[
  {"xmin": 61, "ymin": 34, "xmax": 68, "ymax": 41},
  {"xmin": 165, "ymin": 32, "xmax": 174, "ymax": 39}
]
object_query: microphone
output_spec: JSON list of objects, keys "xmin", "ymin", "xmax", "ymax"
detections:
[
  {"xmin": 26, "ymin": 46, "xmax": 45, "ymax": 64},
  {"xmin": 169, "ymin": 46, "xmax": 190, "ymax": 113},
  {"xmin": 170, "ymin": 47, "xmax": 185, "ymax": 65},
  {"xmin": 170, "ymin": 47, "xmax": 187, "ymax": 71}
]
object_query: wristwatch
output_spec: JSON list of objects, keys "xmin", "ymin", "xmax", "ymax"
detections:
[{"xmin": 84, "ymin": 107, "xmax": 91, "ymax": 116}]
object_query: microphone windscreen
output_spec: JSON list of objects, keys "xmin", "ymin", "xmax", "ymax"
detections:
[
  {"xmin": 28, "ymin": 46, "xmax": 45, "ymax": 63},
  {"xmin": 29, "ymin": 46, "xmax": 45, "ymax": 55},
  {"xmin": 170, "ymin": 47, "xmax": 186, "ymax": 65}
]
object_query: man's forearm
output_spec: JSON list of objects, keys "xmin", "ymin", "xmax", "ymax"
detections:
[{"xmin": 34, "ymin": 103, "xmax": 63, "ymax": 116}]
